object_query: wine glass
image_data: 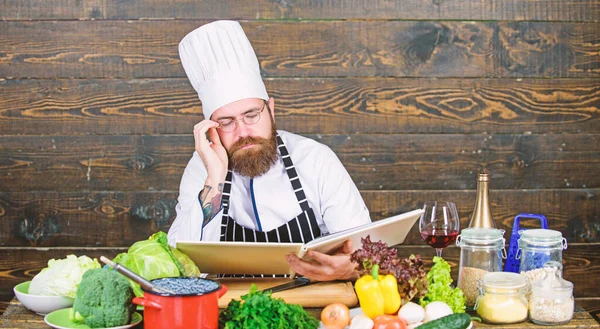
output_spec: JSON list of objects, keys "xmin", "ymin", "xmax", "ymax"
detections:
[{"xmin": 419, "ymin": 201, "xmax": 460, "ymax": 258}]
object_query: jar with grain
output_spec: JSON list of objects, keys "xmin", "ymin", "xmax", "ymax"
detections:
[
  {"xmin": 475, "ymin": 272, "xmax": 528, "ymax": 324},
  {"xmin": 518, "ymin": 229, "xmax": 567, "ymax": 295},
  {"xmin": 456, "ymin": 228, "xmax": 506, "ymax": 308},
  {"xmin": 529, "ymin": 261, "xmax": 574, "ymax": 326}
]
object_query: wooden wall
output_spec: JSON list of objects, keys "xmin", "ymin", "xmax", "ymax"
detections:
[{"xmin": 1, "ymin": 0, "xmax": 599, "ymax": 314}]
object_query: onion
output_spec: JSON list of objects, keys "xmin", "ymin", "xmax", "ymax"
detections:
[
  {"xmin": 423, "ymin": 301, "xmax": 453, "ymax": 322},
  {"xmin": 349, "ymin": 314, "xmax": 374, "ymax": 329},
  {"xmin": 398, "ymin": 302, "xmax": 425, "ymax": 324}
]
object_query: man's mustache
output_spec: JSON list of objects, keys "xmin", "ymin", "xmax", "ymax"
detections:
[{"xmin": 230, "ymin": 136, "xmax": 270, "ymax": 154}]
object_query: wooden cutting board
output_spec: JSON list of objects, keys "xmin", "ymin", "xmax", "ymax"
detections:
[{"xmin": 215, "ymin": 278, "xmax": 358, "ymax": 308}]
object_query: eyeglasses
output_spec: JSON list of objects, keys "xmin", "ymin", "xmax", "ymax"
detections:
[{"xmin": 216, "ymin": 101, "xmax": 268, "ymax": 133}]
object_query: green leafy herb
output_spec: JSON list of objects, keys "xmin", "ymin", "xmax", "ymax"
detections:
[
  {"xmin": 419, "ymin": 256, "xmax": 466, "ymax": 313},
  {"xmin": 219, "ymin": 284, "xmax": 319, "ymax": 329}
]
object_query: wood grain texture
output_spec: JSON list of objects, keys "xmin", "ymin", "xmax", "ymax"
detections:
[
  {"xmin": 0, "ymin": 244, "xmax": 598, "ymax": 305},
  {"xmin": 0, "ymin": 297, "xmax": 9, "ymax": 317},
  {"xmin": 1, "ymin": 78, "xmax": 599, "ymax": 135},
  {"xmin": 0, "ymin": 189, "xmax": 598, "ymax": 247},
  {"xmin": 578, "ymin": 298, "xmax": 600, "ymax": 323},
  {"xmin": 0, "ymin": 134, "xmax": 597, "ymax": 192},
  {"xmin": 1, "ymin": 21, "xmax": 598, "ymax": 78},
  {"xmin": 0, "ymin": 0, "xmax": 598, "ymax": 21}
]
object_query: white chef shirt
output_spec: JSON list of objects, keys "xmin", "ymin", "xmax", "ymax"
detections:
[{"xmin": 167, "ymin": 130, "xmax": 371, "ymax": 247}]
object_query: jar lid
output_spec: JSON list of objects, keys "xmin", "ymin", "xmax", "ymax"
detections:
[
  {"xmin": 458, "ymin": 228, "xmax": 505, "ymax": 244},
  {"xmin": 532, "ymin": 261, "xmax": 573, "ymax": 292},
  {"xmin": 483, "ymin": 272, "xmax": 526, "ymax": 290},
  {"xmin": 520, "ymin": 229, "xmax": 563, "ymax": 245}
]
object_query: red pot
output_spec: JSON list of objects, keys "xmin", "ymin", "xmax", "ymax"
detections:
[{"xmin": 132, "ymin": 277, "xmax": 228, "ymax": 329}]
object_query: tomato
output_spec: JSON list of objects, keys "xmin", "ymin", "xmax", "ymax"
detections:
[
  {"xmin": 321, "ymin": 303, "xmax": 351, "ymax": 329},
  {"xmin": 373, "ymin": 314, "xmax": 407, "ymax": 329}
]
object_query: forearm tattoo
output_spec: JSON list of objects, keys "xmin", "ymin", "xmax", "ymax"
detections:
[{"xmin": 199, "ymin": 183, "xmax": 224, "ymax": 226}]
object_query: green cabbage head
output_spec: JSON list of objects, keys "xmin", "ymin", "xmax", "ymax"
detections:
[{"xmin": 113, "ymin": 231, "xmax": 200, "ymax": 296}]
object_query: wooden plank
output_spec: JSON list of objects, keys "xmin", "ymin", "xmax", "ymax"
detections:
[
  {"xmin": 0, "ymin": 189, "xmax": 598, "ymax": 247},
  {"xmin": 0, "ymin": 244, "xmax": 598, "ymax": 306},
  {"xmin": 0, "ymin": 0, "xmax": 598, "ymax": 21},
  {"xmin": 0, "ymin": 192, "xmax": 178, "ymax": 247},
  {"xmin": 1, "ymin": 297, "xmax": 598, "ymax": 328},
  {"xmin": 2, "ymin": 78, "xmax": 599, "ymax": 135},
  {"xmin": 577, "ymin": 298, "xmax": 600, "ymax": 323},
  {"xmin": 0, "ymin": 134, "xmax": 598, "ymax": 192},
  {"xmin": 0, "ymin": 296, "xmax": 9, "ymax": 317},
  {"xmin": 1, "ymin": 21, "xmax": 598, "ymax": 78}
]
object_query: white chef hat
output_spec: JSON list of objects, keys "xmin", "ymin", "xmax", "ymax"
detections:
[{"xmin": 179, "ymin": 20, "xmax": 269, "ymax": 120}]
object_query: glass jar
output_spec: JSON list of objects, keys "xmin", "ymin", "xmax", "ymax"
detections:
[
  {"xmin": 475, "ymin": 272, "xmax": 528, "ymax": 324},
  {"xmin": 456, "ymin": 228, "xmax": 506, "ymax": 307},
  {"xmin": 529, "ymin": 261, "xmax": 574, "ymax": 326},
  {"xmin": 518, "ymin": 229, "xmax": 567, "ymax": 293}
]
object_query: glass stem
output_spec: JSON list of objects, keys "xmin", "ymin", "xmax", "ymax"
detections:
[{"xmin": 435, "ymin": 248, "xmax": 443, "ymax": 258}]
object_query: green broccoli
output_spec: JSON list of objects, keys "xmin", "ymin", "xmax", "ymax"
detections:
[{"xmin": 69, "ymin": 268, "xmax": 135, "ymax": 328}]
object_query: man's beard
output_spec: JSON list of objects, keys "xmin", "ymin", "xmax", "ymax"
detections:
[{"xmin": 228, "ymin": 121, "xmax": 278, "ymax": 178}]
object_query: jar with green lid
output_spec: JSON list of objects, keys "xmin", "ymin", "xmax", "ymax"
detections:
[
  {"xmin": 529, "ymin": 261, "xmax": 574, "ymax": 325},
  {"xmin": 518, "ymin": 229, "xmax": 567, "ymax": 291},
  {"xmin": 475, "ymin": 272, "xmax": 528, "ymax": 324},
  {"xmin": 456, "ymin": 228, "xmax": 506, "ymax": 307}
]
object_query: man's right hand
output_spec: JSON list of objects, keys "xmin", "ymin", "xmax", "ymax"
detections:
[{"xmin": 193, "ymin": 120, "xmax": 228, "ymax": 184}]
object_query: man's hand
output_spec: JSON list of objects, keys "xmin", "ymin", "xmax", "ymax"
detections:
[
  {"xmin": 193, "ymin": 120, "xmax": 228, "ymax": 184},
  {"xmin": 286, "ymin": 240, "xmax": 358, "ymax": 282}
]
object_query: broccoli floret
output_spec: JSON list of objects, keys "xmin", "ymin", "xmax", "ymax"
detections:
[{"xmin": 69, "ymin": 268, "xmax": 135, "ymax": 328}]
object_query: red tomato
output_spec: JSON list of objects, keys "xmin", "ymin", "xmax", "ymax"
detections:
[
  {"xmin": 321, "ymin": 303, "xmax": 351, "ymax": 329},
  {"xmin": 373, "ymin": 314, "xmax": 407, "ymax": 329}
]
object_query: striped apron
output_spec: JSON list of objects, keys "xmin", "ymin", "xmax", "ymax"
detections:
[{"xmin": 220, "ymin": 134, "xmax": 322, "ymax": 244}]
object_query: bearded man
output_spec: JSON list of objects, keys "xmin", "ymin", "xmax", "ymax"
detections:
[{"xmin": 167, "ymin": 21, "xmax": 371, "ymax": 281}]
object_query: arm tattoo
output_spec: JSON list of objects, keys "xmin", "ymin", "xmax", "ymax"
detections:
[{"xmin": 200, "ymin": 183, "xmax": 223, "ymax": 226}]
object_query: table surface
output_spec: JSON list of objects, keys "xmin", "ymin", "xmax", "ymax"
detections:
[{"xmin": 1, "ymin": 298, "xmax": 598, "ymax": 329}]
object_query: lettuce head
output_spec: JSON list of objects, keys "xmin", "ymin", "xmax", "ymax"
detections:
[{"xmin": 29, "ymin": 255, "xmax": 101, "ymax": 298}]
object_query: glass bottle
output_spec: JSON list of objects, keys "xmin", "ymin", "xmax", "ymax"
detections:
[
  {"xmin": 529, "ymin": 261, "xmax": 574, "ymax": 325},
  {"xmin": 475, "ymin": 272, "xmax": 528, "ymax": 324},
  {"xmin": 468, "ymin": 172, "xmax": 496, "ymax": 228},
  {"xmin": 456, "ymin": 228, "xmax": 506, "ymax": 308}
]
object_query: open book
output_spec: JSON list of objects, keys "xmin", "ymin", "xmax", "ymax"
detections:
[{"xmin": 176, "ymin": 208, "xmax": 424, "ymax": 276}]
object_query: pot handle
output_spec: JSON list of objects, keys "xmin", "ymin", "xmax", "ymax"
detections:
[
  {"xmin": 132, "ymin": 297, "xmax": 162, "ymax": 310},
  {"xmin": 217, "ymin": 284, "xmax": 228, "ymax": 298}
]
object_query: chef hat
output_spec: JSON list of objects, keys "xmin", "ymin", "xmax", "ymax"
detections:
[{"xmin": 179, "ymin": 20, "xmax": 269, "ymax": 120}]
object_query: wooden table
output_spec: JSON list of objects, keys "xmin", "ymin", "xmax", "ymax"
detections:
[{"xmin": 1, "ymin": 298, "xmax": 598, "ymax": 328}]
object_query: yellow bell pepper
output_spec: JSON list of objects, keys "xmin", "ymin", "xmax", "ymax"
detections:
[{"xmin": 355, "ymin": 264, "xmax": 402, "ymax": 319}]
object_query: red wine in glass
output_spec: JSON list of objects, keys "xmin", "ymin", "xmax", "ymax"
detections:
[
  {"xmin": 419, "ymin": 201, "xmax": 460, "ymax": 258},
  {"xmin": 420, "ymin": 228, "xmax": 459, "ymax": 249}
]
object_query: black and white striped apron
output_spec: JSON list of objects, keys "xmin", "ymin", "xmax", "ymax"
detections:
[{"xmin": 220, "ymin": 134, "xmax": 321, "ymax": 244}]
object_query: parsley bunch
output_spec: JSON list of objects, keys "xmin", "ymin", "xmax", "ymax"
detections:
[{"xmin": 219, "ymin": 284, "xmax": 319, "ymax": 329}]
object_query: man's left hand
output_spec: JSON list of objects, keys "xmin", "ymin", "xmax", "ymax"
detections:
[{"xmin": 286, "ymin": 240, "xmax": 358, "ymax": 281}]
